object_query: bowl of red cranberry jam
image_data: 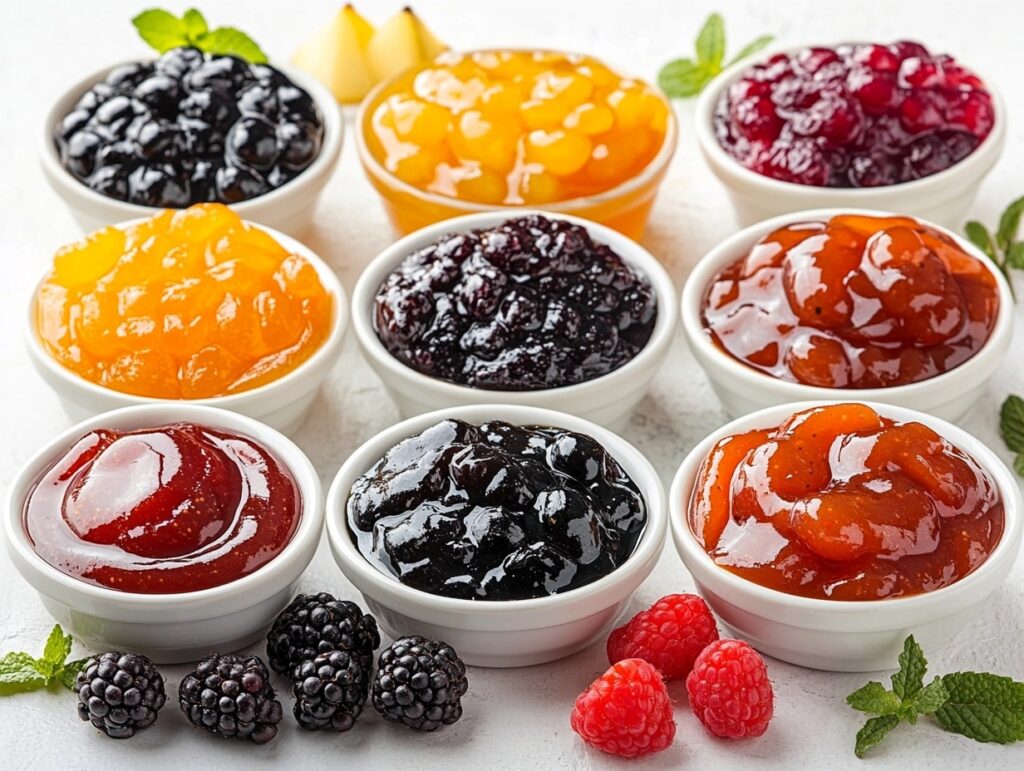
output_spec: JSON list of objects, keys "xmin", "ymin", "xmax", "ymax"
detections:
[{"xmin": 695, "ymin": 42, "xmax": 1005, "ymax": 226}]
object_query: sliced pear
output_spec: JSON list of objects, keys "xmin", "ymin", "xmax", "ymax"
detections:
[
  {"xmin": 292, "ymin": 4, "xmax": 377, "ymax": 104},
  {"xmin": 367, "ymin": 6, "xmax": 449, "ymax": 82}
]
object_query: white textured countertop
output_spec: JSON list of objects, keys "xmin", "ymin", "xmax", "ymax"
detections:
[{"xmin": 1, "ymin": 1, "xmax": 1022, "ymax": 768}]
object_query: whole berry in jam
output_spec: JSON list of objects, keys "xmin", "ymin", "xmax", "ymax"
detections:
[
  {"xmin": 178, "ymin": 653, "xmax": 283, "ymax": 744},
  {"xmin": 372, "ymin": 636, "xmax": 468, "ymax": 731},
  {"xmin": 292, "ymin": 649, "xmax": 368, "ymax": 732},
  {"xmin": 54, "ymin": 47, "xmax": 324, "ymax": 207},
  {"xmin": 714, "ymin": 42, "xmax": 994, "ymax": 187},
  {"xmin": 686, "ymin": 639, "xmax": 774, "ymax": 739},
  {"xmin": 373, "ymin": 214, "xmax": 657, "ymax": 391},
  {"xmin": 347, "ymin": 419, "xmax": 647, "ymax": 601},
  {"xmin": 75, "ymin": 651, "xmax": 166, "ymax": 739}
]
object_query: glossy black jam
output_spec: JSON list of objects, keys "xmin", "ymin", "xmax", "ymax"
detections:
[
  {"xmin": 373, "ymin": 215, "xmax": 657, "ymax": 391},
  {"xmin": 54, "ymin": 47, "xmax": 324, "ymax": 207},
  {"xmin": 346, "ymin": 419, "xmax": 647, "ymax": 601}
]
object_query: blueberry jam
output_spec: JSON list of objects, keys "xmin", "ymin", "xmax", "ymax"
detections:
[
  {"xmin": 54, "ymin": 47, "xmax": 325, "ymax": 207},
  {"xmin": 346, "ymin": 419, "xmax": 647, "ymax": 601},
  {"xmin": 373, "ymin": 215, "xmax": 657, "ymax": 390},
  {"xmin": 714, "ymin": 42, "xmax": 994, "ymax": 187}
]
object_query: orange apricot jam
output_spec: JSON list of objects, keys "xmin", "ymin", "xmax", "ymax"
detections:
[
  {"xmin": 364, "ymin": 50, "xmax": 670, "ymax": 208},
  {"xmin": 701, "ymin": 214, "xmax": 1000, "ymax": 388},
  {"xmin": 35, "ymin": 204, "xmax": 332, "ymax": 399},
  {"xmin": 688, "ymin": 403, "xmax": 1004, "ymax": 601}
]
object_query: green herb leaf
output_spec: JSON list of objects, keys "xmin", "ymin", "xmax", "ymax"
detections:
[
  {"xmin": 855, "ymin": 714, "xmax": 900, "ymax": 758},
  {"xmin": 132, "ymin": 9, "xmax": 189, "ymax": 53},
  {"xmin": 182, "ymin": 8, "xmax": 208, "ymax": 40},
  {"xmin": 0, "ymin": 653, "xmax": 48, "ymax": 695},
  {"xmin": 892, "ymin": 636, "xmax": 927, "ymax": 701},
  {"xmin": 1014, "ymin": 453, "xmax": 1024, "ymax": 477},
  {"xmin": 658, "ymin": 59, "xmax": 712, "ymax": 98},
  {"xmin": 996, "ymin": 196, "xmax": 1024, "ymax": 253},
  {"xmin": 695, "ymin": 13, "xmax": 726, "ymax": 69},
  {"xmin": 727, "ymin": 35, "xmax": 775, "ymax": 66},
  {"xmin": 197, "ymin": 27, "xmax": 268, "ymax": 64},
  {"xmin": 1000, "ymin": 395, "xmax": 1024, "ymax": 453},
  {"xmin": 58, "ymin": 658, "xmax": 89, "ymax": 691},
  {"xmin": 1007, "ymin": 242, "xmax": 1024, "ymax": 270},
  {"xmin": 935, "ymin": 672, "xmax": 1024, "ymax": 743},
  {"xmin": 42, "ymin": 625, "xmax": 73, "ymax": 668},
  {"xmin": 964, "ymin": 221, "xmax": 996, "ymax": 260},
  {"xmin": 847, "ymin": 681, "xmax": 901, "ymax": 715},
  {"xmin": 913, "ymin": 677, "xmax": 949, "ymax": 715}
]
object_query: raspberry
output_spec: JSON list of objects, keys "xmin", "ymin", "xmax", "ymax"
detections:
[
  {"xmin": 570, "ymin": 659, "xmax": 675, "ymax": 758},
  {"xmin": 685, "ymin": 639, "xmax": 774, "ymax": 739},
  {"xmin": 607, "ymin": 594, "xmax": 719, "ymax": 681}
]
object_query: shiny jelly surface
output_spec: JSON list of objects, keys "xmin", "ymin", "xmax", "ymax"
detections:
[
  {"xmin": 347, "ymin": 419, "xmax": 647, "ymax": 601},
  {"xmin": 35, "ymin": 203, "xmax": 332, "ymax": 398},
  {"xmin": 701, "ymin": 214, "xmax": 1000, "ymax": 389},
  {"xmin": 24, "ymin": 422, "xmax": 301, "ymax": 594},
  {"xmin": 365, "ymin": 50, "xmax": 670, "ymax": 205},
  {"xmin": 688, "ymin": 403, "xmax": 1004, "ymax": 601}
]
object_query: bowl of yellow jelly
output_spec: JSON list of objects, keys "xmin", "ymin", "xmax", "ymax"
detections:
[
  {"xmin": 28, "ymin": 203, "xmax": 346, "ymax": 434},
  {"xmin": 356, "ymin": 50, "xmax": 677, "ymax": 240}
]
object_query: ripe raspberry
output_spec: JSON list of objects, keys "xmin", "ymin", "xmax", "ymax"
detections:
[
  {"xmin": 607, "ymin": 594, "xmax": 719, "ymax": 681},
  {"xmin": 686, "ymin": 639, "xmax": 774, "ymax": 739},
  {"xmin": 570, "ymin": 658, "xmax": 675, "ymax": 758}
]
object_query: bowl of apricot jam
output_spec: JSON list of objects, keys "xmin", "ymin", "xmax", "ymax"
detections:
[
  {"xmin": 681, "ymin": 209, "xmax": 1014, "ymax": 421},
  {"xmin": 356, "ymin": 50, "xmax": 677, "ymax": 240},
  {"xmin": 669, "ymin": 401, "xmax": 1022, "ymax": 672}
]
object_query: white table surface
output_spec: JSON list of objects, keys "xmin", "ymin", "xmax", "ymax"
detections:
[{"xmin": 2, "ymin": 1, "xmax": 1022, "ymax": 768}]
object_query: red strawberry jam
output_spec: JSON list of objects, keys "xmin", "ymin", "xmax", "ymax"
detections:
[
  {"xmin": 714, "ymin": 42, "xmax": 995, "ymax": 186},
  {"xmin": 24, "ymin": 423, "xmax": 300, "ymax": 593},
  {"xmin": 688, "ymin": 403, "xmax": 1004, "ymax": 600},
  {"xmin": 701, "ymin": 214, "xmax": 1000, "ymax": 388}
]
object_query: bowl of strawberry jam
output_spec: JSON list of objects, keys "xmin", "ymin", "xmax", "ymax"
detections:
[
  {"xmin": 669, "ymin": 401, "xmax": 1022, "ymax": 672},
  {"xmin": 681, "ymin": 209, "xmax": 1013, "ymax": 421},
  {"xmin": 4, "ymin": 404, "xmax": 323, "ymax": 662}
]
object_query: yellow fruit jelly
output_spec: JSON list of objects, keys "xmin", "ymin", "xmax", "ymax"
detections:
[
  {"xmin": 35, "ymin": 204, "xmax": 332, "ymax": 399},
  {"xmin": 365, "ymin": 51, "xmax": 670, "ymax": 206}
]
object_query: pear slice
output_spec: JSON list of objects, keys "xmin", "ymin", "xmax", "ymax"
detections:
[
  {"xmin": 292, "ymin": 4, "xmax": 377, "ymax": 104},
  {"xmin": 367, "ymin": 6, "xmax": 449, "ymax": 82}
]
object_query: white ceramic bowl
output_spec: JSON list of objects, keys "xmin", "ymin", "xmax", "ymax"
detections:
[
  {"xmin": 695, "ymin": 42, "xmax": 1007, "ymax": 228},
  {"xmin": 40, "ymin": 60, "xmax": 343, "ymax": 237},
  {"xmin": 352, "ymin": 211, "xmax": 677, "ymax": 431},
  {"xmin": 325, "ymin": 404, "xmax": 667, "ymax": 667},
  {"xmin": 670, "ymin": 400, "xmax": 1023, "ymax": 672},
  {"xmin": 4, "ymin": 404, "xmax": 323, "ymax": 663},
  {"xmin": 681, "ymin": 208, "xmax": 1015, "ymax": 421},
  {"xmin": 26, "ymin": 217, "xmax": 347, "ymax": 435}
]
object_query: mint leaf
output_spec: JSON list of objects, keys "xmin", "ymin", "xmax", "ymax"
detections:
[
  {"xmin": 658, "ymin": 59, "xmax": 711, "ymax": 98},
  {"xmin": 892, "ymin": 636, "xmax": 927, "ymax": 701},
  {"xmin": 197, "ymin": 27, "xmax": 268, "ymax": 64},
  {"xmin": 855, "ymin": 714, "xmax": 900, "ymax": 758},
  {"xmin": 1014, "ymin": 453, "xmax": 1024, "ymax": 477},
  {"xmin": 695, "ymin": 13, "xmax": 726, "ymax": 69},
  {"xmin": 914, "ymin": 677, "xmax": 949, "ymax": 715},
  {"xmin": 182, "ymin": 8, "xmax": 208, "ymax": 40},
  {"xmin": 935, "ymin": 672, "xmax": 1024, "ymax": 743},
  {"xmin": 847, "ymin": 681, "xmax": 901, "ymax": 715},
  {"xmin": 1008, "ymin": 242, "xmax": 1024, "ymax": 270},
  {"xmin": 42, "ymin": 625, "xmax": 72, "ymax": 668},
  {"xmin": 58, "ymin": 658, "xmax": 89, "ymax": 691},
  {"xmin": 728, "ymin": 35, "xmax": 775, "ymax": 66},
  {"xmin": 0, "ymin": 653, "xmax": 47, "ymax": 695},
  {"xmin": 132, "ymin": 9, "xmax": 189, "ymax": 53},
  {"xmin": 1000, "ymin": 395, "xmax": 1024, "ymax": 453},
  {"xmin": 996, "ymin": 196, "xmax": 1024, "ymax": 253},
  {"xmin": 964, "ymin": 221, "xmax": 996, "ymax": 260}
]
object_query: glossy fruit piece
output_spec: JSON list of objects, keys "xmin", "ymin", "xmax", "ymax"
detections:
[
  {"xmin": 367, "ymin": 7, "xmax": 447, "ymax": 83},
  {"xmin": 291, "ymin": 4, "xmax": 376, "ymax": 104}
]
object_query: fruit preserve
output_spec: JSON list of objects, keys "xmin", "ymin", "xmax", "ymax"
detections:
[
  {"xmin": 701, "ymin": 214, "xmax": 999, "ymax": 388},
  {"xmin": 35, "ymin": 203, "xmax": 332, "ymax": 398},
  {"xmin": 714, "ymin": 42, "xmax": 994, "ymax": 186},
  {"xmin": 347, "ymin": 419, "xmax": 647, "ymax": 600},
  {"xmin": 24, "ymin": 423, "xmax": 300, "ymax": 593},
  {"xmin": 688, "ymin": 404, "xmax": 1004, "ymax": 601},
  {"xmin": 374, "ymin": 214, "xmax": 656, "ymax": 390}
]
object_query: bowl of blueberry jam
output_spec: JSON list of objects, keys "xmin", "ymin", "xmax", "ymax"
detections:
[
  {"xmin": 41, "ymin": 47, "xmax": 343, "ymax": 236},
  {"xmin": 694, "ymin": 41, "xmax": 1006, "ymax": 226},
  {"xmin": 325, "ymin": 404, "xmax": 667, "ymax": 667},
  {"xmin": 351, "ymin": 211, "xmax": 677, "ymax": 430}
]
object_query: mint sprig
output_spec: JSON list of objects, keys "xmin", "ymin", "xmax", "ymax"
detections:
[
  {"xmin": 964, "ymin": 195, "xmax": 1024, "ymax": 300},
  {"xmin": 1000, "ymin": 395, "xmax": 1024, "ymax": 477},
  {"xmin": 0, "ymin": 625, "xmax": 86, "ymax": 695},
  {"xmin": 132, "ymin": 8, "xmax": 268, "ymax": 64},
  {"xmin": 658, "ymin": 13, "xmax": 773, "ymax": 98},
  {"xmin": 848, "ymin": 636, "xmax": 1024, "ymax": 757}
]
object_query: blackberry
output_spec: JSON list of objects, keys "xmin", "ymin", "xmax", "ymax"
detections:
[
  {"xmin": 292, "ymin": 649, "xmax": 367, "ymax": 731},
  {"xmin": 267, "ymin": 592, "xmax": 380, "ymax": 677},
  {"xmin": 178, "ymin": 653, "xmax": 282, "ymax": 744},
  {"xmin": 75, "ymin": 651, "xmax": 166, "ymax": 739},
  {"xmin": 372, "ymin": 636, "xmax": 468, "ymax": 731}
]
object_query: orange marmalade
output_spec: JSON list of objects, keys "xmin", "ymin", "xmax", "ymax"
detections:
[{"xmin": 35, "ymin": 204, "xmax": 331, "ymax": 398}]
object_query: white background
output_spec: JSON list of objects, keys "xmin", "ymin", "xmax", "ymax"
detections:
[{"xmin": 1, "ymin": 1, "xmax": 1022, "ymax": 768}]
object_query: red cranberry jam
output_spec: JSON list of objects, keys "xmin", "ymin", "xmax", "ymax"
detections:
[
  {"xmin": 346, "ymin": 419, "xmax": 647, "ymax": 601},
  {"xmin": 713, "ymin": 42, "xmax": 995, "ymax": 187},
  {"xmin": 24, "ymin": 423, "xmax": 300, "ymax": 593},
  {"xmin": 373, "ymin": 215, "xmax": 657, "ymax": 390}
]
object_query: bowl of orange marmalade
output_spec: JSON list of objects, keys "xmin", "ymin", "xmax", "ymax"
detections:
[
  {"xmin": 356, "ymin": 50, "xmax": 677, "ymax": 240},
  {"xmin": 28, "ymin": 203, "xmax": 346, "ymax": 433},
  {"xmin": 670, "ymin": 401, "xmax": 1022, "ymax": 671}
]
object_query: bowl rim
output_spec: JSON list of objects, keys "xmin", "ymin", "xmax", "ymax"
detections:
[
  {"xmin": 351, "ymin": 209, "xmax": 678, "ymax": 403},
  {"xmin": 693, "ymin": 39, "xmax": 1008, "ymax": 200},
  {"xmin": 680, "ymin": 207, "xmax": 1015, "ymax": 403},
  {"xmin": 3, "ymin": 403, "xmax": 324, "ymax": 610},
  {"xmin": 354, "ymin": 47, "xmax": 678, "ymax": 213},
  {"xmin": 40, "ymin": 57, "xmax": 343, "ymax": 218},
  {"xmin": 668, "ymin": 399, "xmax": 1024, "ymax": 615},
  {"xmin": 325, "ymin": 402, "xmax": 667, "ymax": 616},
  {"xmin": 25, "ymin": 213, "xmax": 348, "ymax": 409}
]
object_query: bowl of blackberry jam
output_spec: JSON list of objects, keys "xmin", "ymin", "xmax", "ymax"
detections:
[
  {"xmin": 352, "ymin": 211, "xmax": 676, "ymax": 430},
  {"xmin": 43, "ymin": 44, "xmax": 342, "ymax": 236},
  {"xmin": 325, "ymin": 404, "xmax": 667, "ymax": 667},
  {"xmin": 695, "ymin": 41, "xmax": 1006, "ymax": 226}
]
